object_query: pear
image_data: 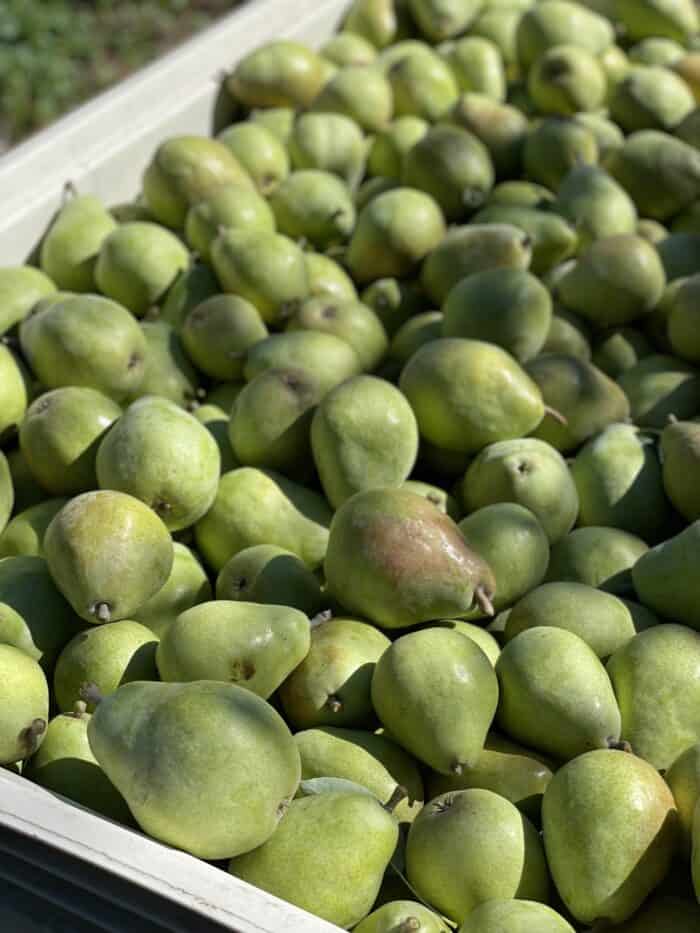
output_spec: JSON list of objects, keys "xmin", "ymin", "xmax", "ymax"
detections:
[
  {"xmin": 516, "ymin": 1, "xmax": 614, "ymax": 70},
  {"xmin": 446, "ymin": 94, "xmax": 528, "ymax": 180},
  {"xmin": 184, "ymin": 184, "xmax": 276, "ymax": 262},
  {"xmin": 0, "ymin": 498, "xmax": 67, "ymax": 559},
  {"xmin": 389, "ymin": 312, "xmax": 444, "ymax": 368},
  {"xmin": 426, "ymin": 732, "xmax": 553, "ymax": 823},
  {"xmin": 312, "ymin": 65, "xmax": 393, "ymax": 132},
  {"xmin": 157, "ymin": 601, "xmax": 309, "ymax": 699},
  {"xmin": 372, "ymin": 627, "xmax": 498, "ymax": 774},
  {"xmin": 458, "ymin": 504, "xmax": 550, "ymax": 614},
  {"xmin": 279, "ymin": 617, "xmax": 389, "ymax": 730},
  {"xmin": 616, "ymin": 0, "xmax": 699, "ymax": 45},
  {"xmin": 228, "ymin": 40, "xmax": 326, "ymax": 109},
  {"xmin": 406, "ymin": 789, "xmax": 548, "ymax": 924},
  {"xmin": 19, "ymin": 387, "xmax": 120, "ymax": 497},
  {"xmin": 0, "ymin": 644, "xmax": 49, "ymax": 763},
  {"xmin": 6, "ymin": 449, "xmax": 57, "ymax": 514},
  {"xmin": 325, "ymin": 488, "xmax": 496, "ymax": 628},
  {"xmin": 248, "ymin": 106, "xmax": 296, "ymax": 144},
  {"xmin": 132, "ymin": 542, "xmax": 211, "ymax": 639},
  {"xmin": 54, "ymin": 620, "xmax": 158, "ymax": 713},
  {"xmin": 0, "ymin": 454, "xmax": 11, "ymax": 534},
  {"xmin": 388, "ymin": 50, "xmax": 459, "ymax": 122},
  {"xmin": 442, "ymin": 267, "xmax": 552, "ymax": 363},
  {"xmin": 526, "ymin": 354, "xmax": 631, "ymax": 453},
  {"xmin": 368, "ymin": 116, "xmax": 429, "ymax": 179},
  {"xmin": 229, "ymin": 789, "xmax": 398, "ymax": 928},
  {"xmin": 662, "ymin": 419, "xmax": 700, "ymax": 521},
  {"xmin": 632, "ymin": 521, "xmax": 700, "ymax": 628},
  {"xmin": 306, "ymin": 252, "xmax": 358, "ymax": 305},
  {"xmin": 667, "ymin": 274, "xmax": 700, "ymax": 363},
  {"xmin": 0, "ymin": 266, "xmax": 56, "ymax": 335},
  {"xmin": 211, "ymin": 229, "xmax": 310, "ymax": 327},
  {"xmin": 546, "ymin": 526, "xmax": 648, "ymax": 594},
  {"xmin": 194, "ymin": 467, "xmax": 331, "ymax": 572},
  {"xmin": 410, "ymin": 0, "xmax": 482, "ymax": 42},
  {"xmin": 88, "ymin": 680, "xmax": 300, "ymax": 858},
  {"xmin": 471, "ymin": 6, "xmax": 522, "ymax": 71},
  {"xmin": 666, "ymin": 744, "xmax": 700, "ymax": 856},
  {"xmin": 459, "ymin": 900, "xmax": 575, "ymax": 933},
  {"xmin": 343, "ymin": 0, "xmax": 404, "ymax": 48},
  {"xmin": 204, "ymin": 381, "xmax": 245, "ymax": 412},
  {"xmin": 421, "ymin": 223, "xmax": 532, "ymax": 306},
  {"xmin": 637, "ymin": 218, "xmax": 669, "ymax": 243},
  {"xmin": 496, "ymin": 627, "xmax": 621, "ymax": 760},
  {"xmin": 322, "ymin": 32, "xmax": 377, "ymax": 68},
  {"xmin": 0, "ymin": 556, "xmax": 82, "ymax": 674},
  {"xmin": 289, "ymin": 113, "xmax": 368, "ymax": 188},
  {"xmin": 287, "ymin": 298, "xmax": 388, "ymax": 371},
  {"xmin": 461, "ymin": 438, "xmax": 579, "ymax": 544},
  {"xmin": 472, "ymin": 205, "xmax": 577, "ymax": 275},
  {"xmin": 608, "ymin": 894, "xmax": 700, "ymax": 932},
  {"xmin": 96, "ymin": 396, "xmax": 220, "ymax": 531},
  {"xmin": 0, "ymin": 345, "xmax": 31, "ymax": 441},
  {"xmin": 401, "ymin": 481, "xmax": 461, "ymax": 521},
  {"xmin": 269, "ymin": 170, "xmax": 356, "ymax": 248},
  {"xmin": 129, "ymin": 320, "xmax": 199, "ymax": 407},
  {"xmin": 181, "ymin": 295, "xmax": 267, "ymax": 383},
  {"xmin": 190, "ymin": 399, "xmax": 241, "ymax": 469},
  {"xmin": 542, "ymin": 307, "xmax": 592, "ymax": 360},
  {"xmin": 433, "ymin": 620, "xmax": 501, "ymax": 667},
  {"xmin": 528, "ymin": 45, "xmax": 606, "ymax": 116},
  {"xmin": 610, "ymin": 66, "xmax": 694, "ymax": 134},
  {"xmin": 506, "ymin": 582, "xmax": 639, "ymax": 660},
  {"xmin": 216, "ymin": 545, "xmax": 321, "ymax": 616},
  {"xmin": 400, "ymin": 338, "xmax": 545, "ymax": 454},
  {"xmin": 45, "ymin": 491, "xmax": 174, "ymax": 624},
  {"xmin": 19, "ymin": 294, "xmax": 147, "ymax": 402},
  {"xmin": 311, "ymin": 375, "xmax": 419, "ymax": 508},
  {"xmin": 555, "ymin": 166, "xmax": 637, "ymax": 252},
  {"xmin": 142, "ymin": 135, "xmax": 254, "ymax": 229},
  {"xmin": 488, "ymin": 180, "xmax": 555, "ymax": 209},
  {"xmin": 347, "ymin": 188, "xmax": 446, "ymax": 284},
  {"xmin": 592, "ymin": 328, "xmax": 653, "ymax": 379},
  {"xmin": 574, "ymin": 112, "xmax": 625, "ymax": 160},
  {"xmin": 40, "ymin": 192, "xmax": 117, "ymax": 292},
  {"xmin": 23, "ymin": 704, "xmax": 133, "ymax": 824},
  {"xmin": 158, "ymin": 261, "xmax": 219, "ymax": 332},
  {"xmin": 444, "ymin": 35, "xmax": 506, "ymax": 101},
  {"xmin": 522, "ymin": 118, "xmax": 598, "ymax": 192},
  {"xmin": 355, "ymin": 900, "xmax": 447, "ymax": 933},
  {"xmin": 618, "ymin": 355, "xmax": 700, "ymax": 428},
  {"xmin": 295, "ymin": 727, "xmax": 423, "ymax": 823},
  {"xmin": 217, "ymin": 123, "xmax": 290, "ymax": 195},
  {"xmin": 244, "ymin": 331, "xmax": 362, "ymax": 396},
  {"xmin": 542, "ymin": 749, "xmax": 677, "ymax": 924},
  {"xmin": 608, "ymin": 624, "xmax": 700, "ymax": 771}
]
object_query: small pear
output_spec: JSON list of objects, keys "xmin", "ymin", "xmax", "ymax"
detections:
[
  {"xmin": 555, "ymin": 165, "xmax": 637, "ymax": 252},
  {"xmin": 522, "ymin": 118, "xmax": 598, "ymax": 192},
  {"xmin": 289, "ymin": 112, "xmax": 368, "ymax": 188},
  {"xmin": 270, "ymin": 170, "xmax": 356, "ymax": 248},
  {"xmin": 248, "ymin": 106, "xmax": 296, "ymax": 144},
  {"xmin": 181, "ymin": 295, "xmax": 268, "ymax": 383},
  {"xmin": 355, "ymin": 900, "xmax": 447, "ymax": 933},
  {"xmin": 0, "ymin": 644, "xmax": 49, "ymax": 764},
  {"xmin": 40, "ymin": 192, "xmax": 117, "ymax": 292},
  {"xmin": 610, "ymin": 65, "xmax": 694, "ymax": 133},
  {"xmin": 473, "ymin": 204, "xmax": 577, "ymax": 274},
  {"xmin": 0, "ymin": 266, "xmax": 56, "ymax": 335},
  {"xmin": 217, "ymin": 122, "xmax": 290, "ymax": 195},
  {"xmin": 388, "ymin": 50, "xmax": 459, "ymax": 122},
  {"xmin": 618, "ymin": 355, "xmax": 700, "ymax": 428},
  {"xmin": 446, "ymin": 93, "xmax": 528, "ymax": 180},
  {"xmin": 312, "ymin": 65, "xmax": 393, "ymax": 132},
  {"xmin": 632, "ymin": 520, "xmax": 700, "ymax": 628},
  {"xmin": 0, "ymin": 499, "xmax": 67, "ymax": 559},
  {"xmin": 132, "ymin": 542, "xmax": 211, "ymax": 638},
  {"xmin": 216, "ymin": 545, "xmax": 321, "ymax": 616},
  {"xmin": 662, "ymin": 418, "xmax": 700, "ymax": 522},
  {"xmin": 244, "ymin": 331, "xmax": 361, "ymax": 396},
  {"xmin": 546, "ymin": 526, "xmax": 648, "ymax": 593},
  {"xmin": 528, "ymin": 44, "xmax": 607, "ymax": 116},
  {"xmin": 306, "ymin": 251, "xmax": 358, "ymax": 305},
  {"xmin": 459, "ymin": 900, "xmax": 575, "ymax": 933},
  {"xmin": 516, "ymin": 1, "xmax": 615, "ymax": 70},
  {"xmin": 228, "ymin": 40, "xmax": 326, "ymax": 109},
  {"xmin": 184, "ymin": 184, "xmax": 275, "ymax": 262},
  {"xmin": 321, "ymin": 32, "xmax": 377, "ymax": 68},
  {"xmin": 287, "ymin": 298, "xmax": 388, "ymax": 371},
  {"xmin": 368, "ymin": 116, "xmax": 429, "ymax": 179}
]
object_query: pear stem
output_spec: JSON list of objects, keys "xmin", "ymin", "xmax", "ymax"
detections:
[
  {"xmin": 80, "ymin": 682, "xmax": 104, "ymax": 707},
  {"xmin": 93, "ymin": 602, "xmax": 111, "ymax": 623},
  {"xmin": 474, "ymin": 585, "xmax": 495, "ymax": 617},
  {"xmin": 62, "ymin": 180, "xmax": 77, "ymax": 204},
  {"xmin": 607, "ymin": 738, "xmax": 633, "ymax": 753},
  {"xmin": 450, "ymin": 761, "xmax": 464, "ymax": 776},
  {"xmin": 389, "ymin": 920, "xmax": 421, "ymax": 933},
  {"xmin": 20, "ymin": 718, "xmax": 46, "ymax": 756},
  {"xmin": 310, "ymin": 609, "xmax": 332, "ymax": 629},
  {"xmin": 383, "ymin": 785, "xmax": 408, "ymax": 814},
  {"xmin": 325, "ymin": 694, "xmax": 343, "ymax": 714},
  {"xmin": 544, "ymin": 405, "xmax": 568, "ymax": 426},
  {"xmin": 71, "ymin": 700, "xmax": 88, "ymax": 719}
]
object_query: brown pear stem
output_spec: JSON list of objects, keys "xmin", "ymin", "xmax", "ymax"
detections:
[
  {"xmin": 607, "ymin": 738, "xmax": 633, "ymax": 753},
  {"xmin": 20, "ymin": 718, "xmax": 46, "ymax": 756},
  {"xmin": 389, "ymin": 920, "xmax": 421, "ymax": 933},
  {"xmin": 325, "ymin": 694, "xmax": 343, "ymax": 714},
  {"xmin": 93, "ymin": 602, "xmax": 111, "ymax": 623},
  {"xmin": 450, "ymin": 761, "xmax": 464, "ymax": 776},
  {"xmin": 80, "ymin": 682, "xmax": 104, "ymax": 707},
  {"xmin": 383, "ymin": 785, "xmax": 408, "ymax": 814},
  {"xmin": 474, "ymin": 585, "xmax": 495, "ymax": 617},
  {"xmin": 544, "ymin": 405, "xmax": 568, "ymax": 426},
  {"xmin": 62, "ymin": 180, "xmax": 78, "ymax": 203},
  {"xmin": 309, "ymin": 609, "xmax": 332, "ymax": 628}
]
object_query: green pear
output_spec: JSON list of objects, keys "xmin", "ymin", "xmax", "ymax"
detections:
[
  {"xmin": 421, "ymin": 223, "xmax": 532, "ymax": 306},
  {"xmin": 555, "ymin": 166, "xmax": 637, "ymax": 252},
  {"xmin": 610, "ymin": 66, "xmax": 694, "ymax": 133},
  {"xmin": 322, "ymin": 32, "xmax": 377, "ymax": 68},
  {"xmin": 216, "ymin": 545, "xmax": 321, "ymax": 616},
  {"xmin": 618, "ymin": 355, "xmax": 700, "ymax": 428},
  {"xmin": 0, "ymin": 644, "xmax": 48, "ymax": 765},
  {"xmin": 574, "ymin": 112, "xmax": 625, "ymax": 159},
  {"xmin": 523, "ymin": 118, "xmax": 598, "ymax": 192},
  {"xmin": 325, "ymin": 488, "xmax": 496, "ymax": 628},
  {"xmin": 181, "ymin": 295, "xmax": 267, "ymax": 382},
  {"xmin": 287, "ymin": 298, "xmax": 388, "ymax": 371},
  {"xmin": 667, "ymin": 274, "xmax": 700, "ymax": 363},
  {"xmin": 496, "ymin": 627, "xmax": 621, "ymax": 760},
  {"xmin": 608, "ymin": 894, "xmax": 700, "ymax": 932},
  {"xmin": 45, "ymin": 491, "xmax": 173, "ymax": 624},
  {"xmin": 388, "ymin": 311, "xmax": 443, "ymax": 369},
  {"xmin": 157, "ymin": 601, "xmax": 309, "ymax": 699},
  {"xmin": 506, "ymin": 582, "xmax": 639, "ymax": 659},
  {"xmin": 432, "ymin": 619, "xmax": 502, "ymax": 665},
  {"xmin": 446, "ymin": 93, "xmax": 528, "ymax": 180},
  {"xmin": 406, "ymin": 789, "xmax": 549, "ymax": 924},
  {"xmin": 516, "ymin": 1, "xmax": 614, "ymax": 70},
  {"xmin": 158, "ymin": 261, "xmax": 219, "ymax": 332},
  {"xmin": 402, "ymin": 125, "xmax": 494, "ymax": 220},
  {"xmin": 443, "ymin": 35, "xmax": 506, "ymax": 101},
  {"xmin": 526, "ymin": 354, "xmax": 631, "ymax": 452},
  {"xmin": 443, "ymin": 268, "xmax": 551, "ymax": 363},
  {"xmin": 372, "ymin": 628, "xmax": 498, "ymax": 774},
  {"xmin": 312, "ymin": 65, "xmax": 393, "ymax": 132},
  {"xmin": 542, "ymin": 307, "xmax": 592, "ymax": 360},
  {"xmin": 592, "ymin": 328, "xmax": 653, "ymax": 379},
  {"xmin": 528, "ymin": 44, "xmax": 607, "ymax": 116},
  {"xmin": 487, "ymin": 180, "xmax": 555, "ymax": 210},
  {"xmin": 5, "ymin": 445, "xmax": 49, "ymax": 515},
  {"xmin": 605, "ymin": 131, "xmax": 700, "ymax": 222},
  {"xmin": 288, "ymin": 112, "xmax": 368, "ymax": 188},
  {"xmin": 637, "ymin": 218, "xmax": 669, "ymax": 243},
  {"xmin": 608, "ymin": 624, "xmax": 700, "ymax": 771},
  {"xmin": 248, "ymin": 106, "xmax": 296, "ymax": 144},
  {"xmin": 344, "ymin": 0, "xmax": 405, "ymax": 48},
  {"xmin": 0, "ymin": 454, "xmax": 11, "ymax": 534},
  {"xmin": 662, "ymin": 418, "xmax": 700, "ymax": 521},
  {"xmin": 184, "ymin": 184, "xmax": 276, "ymax": 262},
  {"xmin": 458, "ymin": 504, "xmax": 549, "ymax": 614},
  {"xmin": 666, "ymin": 744, "xmax": 700, "ymax": 856},
  {"xmin": 425, "ymin": 732, "xmax": 553, "ymax": 823},
  {"xmin": 96, "ymin": 396, "xmax": 220, "ymax": 531},
  {"xmin": 410, "ymin": 0, "xmax": 483, "ymax": 42},
  {"xmin": 546, "ymin": 526, "xmax": 648, "ymax": 593},
  {"xmin": 54, "ymin": 620, "xmax": 158, "ymax": 713},
  {"xmin": 0, "ymin": 266, "xmax": 56, "ymax": 335},
  {"xmin": 217, "ymin": 122, "xmax": 290, "ymax": 195},
  {"xmin": 142, "ymin": 135, "xmax": 254, "ymax": 229},
  {"xmin": 0, "ymin": 556, "xmax": 82, "ymax": 674},
  {"xmin": 460, "ymin": 900, "xmax": 575, "ymax": 933},
  {"xmin": 400, "ymin": 338, "xmax": 545, "ymax": 453},
  {"xmin": 401, "ymin": 481, "xmax": 461, "ymax": 521},
  {"xmin": 472, "ymin": 205, "xmax": 577, "ymax": 274},
  {"xmin": 355, "ymin": 900, "xmax": 447, "ymax": 933},
  {"xmin": 352, "ymin": 173, "xmax": 400, "ymax": 210},
  {"xmin": 189, "ymin": 400, "xmax": 239, "ymax": 470},
  {"xmin": 306, "ymin": 251, "xmax": 358, "ymax": 304},
  {"xmin": 129, "ymin": 320, "xmax": 199, "ymax": 407},
  {"xmin": 19, "ymin": 294, "xmax": 147, "ymax": 402},
  {"xmin": 132, "ymin": 542, "xmax": 211, "ymax": 638},
  {"xmin": 311, "ymin": 375, "xmax": 418, "ymax": 508},
  {"xmin": 368, "ymin": 116, "xmax": 429, "ymax": 179},
  {"xmin": 0, "ymin": 498, "xmax": 67, "ymax": 559},
  {"xmin": 571, "ymin": 423, "xmax": 669, "ymax": 542},
  {"xmin": 244, "ymin": 331, "xmax": 361, "ymax": 396},
  {"xmin": 616, "ymin": 0, "xmax": 699, "ymax": 45},
  {"xmin": 269, "ymin": 170, "xmax": 356, "ymax": 248},
  {"xmin": 471, "ymin": 6, "xmax": 522, "ymax": 70},
  {"xmin": 88, "ymin": 680, "xmax": 300, "ymax": 858},
  {"xmin": 295, "ymin": 727, "xmax": 423, "ymax": 824},
  {"xmin": 0, "ymin": 345, "xmax": 31, "ymax": 441},
  {"xmin": 347, "ymin": 188, "xmax": 446, "ymax": 284},
  {"xmin": 461, "ymin": 438, "xmax": 579, "ymax": 544},
  {"xmin": 204, "ymin": 381, "xmax": 245, "ymax": 412},
  {"xmin": 194, "ymin": 467, "xmax": 331, "ymax": 572},
  {"xmin": 40, "ymin": 192, "xmax": 117, "ymax": 292},
  {"xmin": 633, "ymin": 521, "xmax": 700, "ymax": 628},
  {"xmin": 19, "ymin": 387, "xmax": 120, "ymax": 496},
  {"xmin": 677, "ymin": 106, "xmax": 700, "ymax": 148},
  {"xmin": 279, "ymin": 617, "xmax": 389, "ymax": 730},
  {"xmin": 542, "ymin": 749, "xmax": 677, "ymax": 924},
  {"xmin": 229, "ymin": 789, "xmax": 398, "ymax": 927},
  {"xmin": 228, "ymin": 40, "xmax": 326, "ymax": 109}
]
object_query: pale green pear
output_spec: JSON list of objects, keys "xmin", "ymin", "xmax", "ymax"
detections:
[
  {"xmin": 0, "ymin": 644, "xmax": 49, "ymax": 763},
  {"xmin": 372, "ymin": 628, "xmax": 499, "ymax": 774},
  {"xmin": 546, "ymin": 526, "xmax": 648, "ymax": 593},
  {"xmin": 279, "ymin": 617, "xmax": 389, "ymax": 730},
  {"xmin": 128, "ymin": 320, "xmax": 199, "ymax": 407},
  {"xmin": 432, "ymin": 620, "xmax": 501, "ymax": 666},
  {"xmin": 322, "ymin": 32, "xmax": 377, "ymax": 68},
  {"xmin": 528, "ymin": 45, "xmax": 607, "ymax": 116},
  {"xmin": 410, "ymin": 0, "xmax": 482, "ymax": 42},
  {"xmin": 287, "ymin": 298, "xmax": 388, "ymax": 371},
  {"xmin": 230, "ymin": 789, "xmax": 398, "ymax": 928},
  {"xmin": 325, "ymin": 488, "xmax": 496, "ymax": 629},
  {"xmin": 472, "ymin": 205, "xmax": 577, "ymax": 274},
  {"xmin": 662, "ymin": 419, "xmax": 700, "ymax": 521},
  {"xmin": 216, "ymin": 545, "xmax": 321, "ymax": 616},
  {"xmin": 248, "ymin": 106, "xmax": 296, "ymax": 144},
  {"xmin": 523, "ymin": 118, "xmax": 598, "ymax": 192},
  {"xmin": 88, "ymin": 680, "xmax": 300, "ymax": 858},
  {"xmin": 217, "ymin": 122, "xmax": 290, "ymax": 195},
  {"xmin": 132, "ymin": 542, "xmax": 211, "ymax": 638},
  {"xmin": 344, "ymin": 0, "xmax": 405, "ymax": 48},
  {"xmin": 0, "ymin": 345, "xmax": 30, "ymax": 441},
  {"xmin": 184, "ymin": 184, "xmax": 275, "ymax": 262},
  {"xmin": 243, "ymin": 331, "xmax": 362, "ymax": 396},
  {"xmin": 270, "ymin": 170, "xmax": 356, "ymax": 248},
  {"xmin": 618, "ymin": 355, "xmax": 700, "ymax": 428},
  {"xmin": 401, "ymin": 481, "xmax": 461, "ymax": 520},
  {"xmin": 355, "ymin": 900, "xmax": 447, "ymax": 933},
  {"xmin": 388, "ymin": 50, "xmax": 459, "ymax": 122},
  {"xmin": 592, "ymin": 328, "xmax": 653, "ymax": 379},
  {"xmin": 40, "ymin": 193, "xmax": 117, "ymax": 292},
  {"xmin": 312, "ymin": 65, "xmax": 393, "ymax": 132},
  {"xmin": 0, "ymin": 266, "xmax": 56, "ymax": 335},
  {"xmin": 555, "ymin": 166, "xmax": 637, "ymax": 252},
  {"xmin": 616, "ymin": 0, "xmax": 699, "ymax": 45},
  {"xmin": 446, "ymin": 94, "xmax": 528, "ymax": 180},
  {"xmin": 406, "ymin": 789, "xmax": 549, "ymax": 924},
  {"xmin": 542, "ymin": 749, "xmax": 677, "ymax": 924},
  {"xmin": 288, "ymin": 112, "xmax": 368, "ymax": 188},
  {"xmin": 632, "ymin": 521, "xmax": 700, "ymax": 628},
  {"xmin": 444, "ymin": 35, "xmax": 506, "ymax": 101},
  {"xmin": 574, "ymin": 112, "xmax": 625, "ymax": 160},
  {"xmin": 516, "ymin": 1, "xmax": 614, "ymax": 70},
  {"xmin": 610, "ymin": 66, "xmax": 694, "ymax": 134},
  {"xmin": 368, "ymin": 116, "xmax": 429, "ymax": 179},
  {"xmin": 194, "ymin": 467, "xmax": 331, "ymax": 572},
  {"xmin": 228, "ymin": 40, "xmax": 326, "ymax": 109},
  {"xmin": 459, "ymin": 900, "xmax": 575, "ymax": 933},
  {"xmin": 487, "ymin": 180, "xmax": 555, "ymax": 210},
  {"xmin": 45, "ymin": 491, "xmax": 174, "ymax": 624},
  {"xmin": 306, "ymin": 251, "xmax": 358, "ymax": 304},
  {"xmin": 181, "ymin": 295, "xmax": 267, "ymax": 382},
  {"xmin": 666, "ymin": 744, "xmax": 700, "ymax": 856},
  {"xmin": 0, "ymin": 499, "xmax": 67, "ymax": 559},
  {"xmin": 471, "ymin": 6, "xmax": 522, "ymax": 70},
  {"xmin": 158, "ymin": 261, "xmax": 218, "ymax": 332}
]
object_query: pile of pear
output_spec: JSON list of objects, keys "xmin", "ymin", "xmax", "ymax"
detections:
[{"xmin": 4, "ymin": 0, "xmax": 700, "ymax": 929}]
